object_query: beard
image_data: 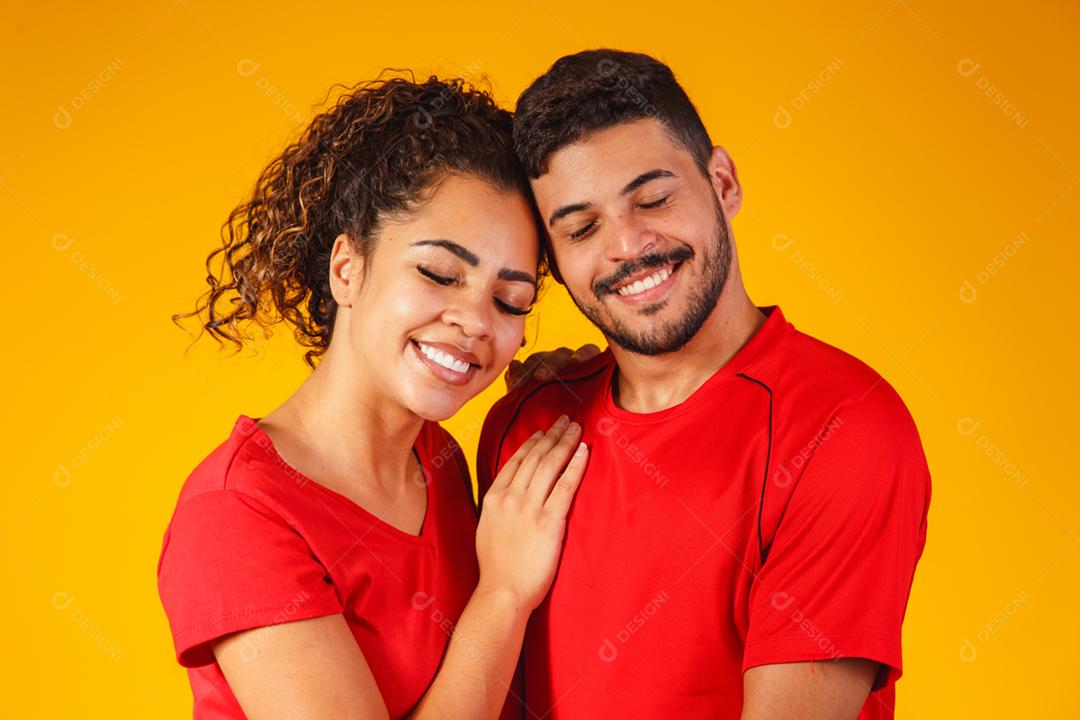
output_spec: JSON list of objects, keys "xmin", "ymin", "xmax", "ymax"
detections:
[{"xmin": 566, "ymin": 196, "xmax": 732, "ymax": 357}]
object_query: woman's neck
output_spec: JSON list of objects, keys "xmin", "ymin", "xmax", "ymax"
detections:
[{"xmin": 260, "ymin": 342, "xmax": 425, "ymax": 494}]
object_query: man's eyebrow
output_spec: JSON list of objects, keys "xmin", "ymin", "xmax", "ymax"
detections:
[
  {"xmin": 621, "ymin": 169, "xmax": 676, "ymax": 196},
  {"xmin": 548, "ymin": 202, "xmax": 593, "ymax": 228},
  {"xmin": 547, "ymin": 169, "xmax": 677, "ymax": 228},
  {"xmin": 411, "ymin": 239, "xmax": 479, "ymax": 266},
  {"xmin": 498, "ymin": 268, "xmax": 536, "ymax": 285}
]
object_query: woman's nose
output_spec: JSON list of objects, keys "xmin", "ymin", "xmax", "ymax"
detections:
[{"xmin": 443, "ymin": 295, "xmax": 494, "ymax": 340}]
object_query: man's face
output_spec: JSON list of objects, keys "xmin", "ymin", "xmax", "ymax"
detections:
[{"xmin": 531, "ymin": 119, "xmax": 734, "ymax": 356}]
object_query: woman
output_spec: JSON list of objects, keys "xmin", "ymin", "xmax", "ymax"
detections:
[{"xmin": 158, "ymin": 75, "xmax": 587, "ymax": 719}]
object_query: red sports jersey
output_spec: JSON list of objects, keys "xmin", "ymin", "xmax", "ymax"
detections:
[
  {"xmin": 158, "ymin": 416, "xmax": 479, "ymax": 719},
  {"xmin": 477, "ymin": 306, "xmax": 931, "ymax": 720}
]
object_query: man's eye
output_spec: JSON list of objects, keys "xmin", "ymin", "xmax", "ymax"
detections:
[
  {"xmin": 417, "ymin": 265, "xmax": 456, "ymax": 286},
  {"xmin": 638, "ymin": 195, "xmax": 670, "ymax": 210},
  {"xmin": 495, "ymin": 298, "xmax": 531, "ymax": 316},
  {"xmin": 569, "ymin": 221, "xmax": 596, "ymax": 240}
]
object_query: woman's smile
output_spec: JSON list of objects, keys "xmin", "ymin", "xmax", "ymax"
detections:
[{"xmin": 409, "ymin": 338, "xmax": 481, "ymax": 386}]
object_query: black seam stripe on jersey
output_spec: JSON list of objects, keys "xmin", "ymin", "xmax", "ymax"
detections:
[
  {"xmin": 736, "ymin": 372, "xmax": 775, "ymax": 566},
  {"xmin": 491, "ymin": 366, "xmax": 611, "ymax": 508}
]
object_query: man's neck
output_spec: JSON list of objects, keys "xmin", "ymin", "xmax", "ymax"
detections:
[{"xmin": 609, "ymin": 287, "xmax": 766, "ymax": 414}]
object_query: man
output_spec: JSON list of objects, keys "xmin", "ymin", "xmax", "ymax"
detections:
[{"xmin": 478, "ymin": 49, "xmax": 931, "ymax": 719}]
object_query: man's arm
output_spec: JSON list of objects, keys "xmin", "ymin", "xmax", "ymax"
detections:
[
  {"xmin": 741, "ymin": 380, "xmax": 931, "ymax": 716},
  {"xmin": 742, "ymin": 659, "xmax": 880, "ymax": 720}
]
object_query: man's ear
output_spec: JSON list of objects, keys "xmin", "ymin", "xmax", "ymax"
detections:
[
  {"xmin": 329, "ymin": 233, "xmax": 365, "ymax": 306},
  {"xmin": 707, "ymin": 146, "xmax": 743, "ymax": 220}
]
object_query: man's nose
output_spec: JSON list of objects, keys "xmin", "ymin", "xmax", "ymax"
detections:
[{"xmin": 606, "ymin": 212, "xmax": 660, "ymax": 263}]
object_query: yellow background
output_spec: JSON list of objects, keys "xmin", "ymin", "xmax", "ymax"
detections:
[{"xmin": 3, "ymin": 0, "xmax": 1076, "ymax": 716}]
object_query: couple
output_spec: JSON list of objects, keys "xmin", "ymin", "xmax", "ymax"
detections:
[{"xmin": 158, "ymin": 49, "xmax": 931, "ymax": 719}]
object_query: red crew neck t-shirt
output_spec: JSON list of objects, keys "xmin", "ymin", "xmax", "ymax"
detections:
[
  {"xmin": 157, "ymin": 416, "xmax": 479, "ymax": 719},
  {"xmin": 477, "ymin": 305, "xmax": 932, "ymax": 720}
]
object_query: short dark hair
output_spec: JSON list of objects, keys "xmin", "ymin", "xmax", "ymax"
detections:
[{"xmin": 513, "ymin": 49, "xmax": 713, "ymax": 179}]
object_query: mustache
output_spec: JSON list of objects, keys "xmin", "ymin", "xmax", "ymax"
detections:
[{"xmin": 593, "ymin": 246, "xmax": 694, "ymax": 298}]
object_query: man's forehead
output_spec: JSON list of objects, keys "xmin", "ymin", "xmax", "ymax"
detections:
[{"xmin": 532, "ymin": 119, "xmax": 688, "ymax": 204}]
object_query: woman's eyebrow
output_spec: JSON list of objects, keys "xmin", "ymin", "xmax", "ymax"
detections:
[
  {"xmin": 411, "ymin": 239, "xmax": 479, "ymax": 266},
  {"xmin": 414, "ymin": 238, "xmax": 535, "ymax": 286}
]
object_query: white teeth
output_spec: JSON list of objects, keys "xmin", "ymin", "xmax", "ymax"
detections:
[
  {"xmin": 616, "ymin": 266, "xmax": 673, "ymax": 296},
  {"xmin": 416, "ymin": 342, "xmax": 472, "ymax": 374}
]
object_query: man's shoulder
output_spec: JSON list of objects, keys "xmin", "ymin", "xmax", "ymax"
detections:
[
  {"xmin": 488, "ymin": 348, "xmax": 614, "ymax": 425},
  {"xmin": 747, "ymin": 324, "xmax": 925, "ymax": 462},
  {"xmin": 747, "ymin": 323, "xmax": 896, "ymax": 407},
  {"xmin": 477, "ymin": 349, "xmax": 613, "ymax": 489}
]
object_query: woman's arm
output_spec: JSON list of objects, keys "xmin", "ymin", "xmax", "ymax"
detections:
[
  {"xmin": 214, "ymin": 416, "xmax": 588, "ymax": 720},
  {"xmin": 214, "ymin": 613, "xmax": 390, "ymax": 720}
]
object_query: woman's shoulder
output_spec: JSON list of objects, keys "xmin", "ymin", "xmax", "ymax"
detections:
[{"xmin": 171, "ymin": 414, "xmax": 301, "ymax": 513}]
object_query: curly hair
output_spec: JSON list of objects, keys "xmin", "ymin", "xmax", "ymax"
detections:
[{"xmin": 174, "ymin": 73, "xmax": 545, "ymax": 367}]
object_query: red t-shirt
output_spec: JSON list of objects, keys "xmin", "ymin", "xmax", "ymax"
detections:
[
  {"xmin": 157, "ymin": 416, "xmax": 479, "ymax": 719},
  {"xmin": 477, "ymin": 306, "xmax": 931, "ymax": 720}
]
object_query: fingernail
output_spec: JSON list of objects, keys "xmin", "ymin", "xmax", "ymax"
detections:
[
  {"xmin": 575, "ymin": 441, "xmax": 588, "ymax": 457},
  {"xmin": 566, "ymin": 421, "xmax": 581, "ymax": 435},
  {"xmin": 530, "ymin": 430, "xmax": 543, "ymax": 440},
  {"xmin": 554, "ymin": 415, "xmax": 569, "ymax": 428}
]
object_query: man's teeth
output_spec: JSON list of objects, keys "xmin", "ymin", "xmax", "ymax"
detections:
[
  {"xmin": 615, "ymin": 266, "xmax": 673, "ymax": 296},
  {"xmin": 417, "ymin": 342, "xmax": 472, "ymax": 374}
]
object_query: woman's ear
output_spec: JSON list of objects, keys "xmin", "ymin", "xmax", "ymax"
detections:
[
  {"xmin": 707, "ymin": 146, "xmax": 743, "ymax": 220},
  {"xmin": 329, "ymin": 233, "xmax": 364, "ymax": 307}
]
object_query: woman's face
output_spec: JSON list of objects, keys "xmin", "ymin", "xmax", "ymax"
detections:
[{"xmin": 332, "ymin": 173, "xmax": 540, "ymax": 422}]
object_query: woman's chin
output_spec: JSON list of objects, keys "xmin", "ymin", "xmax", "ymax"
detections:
[
  {"xmin": 402, "ymin": 385, "xmax": 472, "ymax": 423},
  {"xmin": 400, "ymin": 364, "xmax": 502, "ymax": 423}
]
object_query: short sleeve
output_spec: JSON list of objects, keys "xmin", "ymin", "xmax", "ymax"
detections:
[
  {"xmin": 743, "ymin": 383, "xmax": 931, "ymax": 691},
  {"xmin": 157, "ymin": 490, "xmax": 345, "ymax": 667}
]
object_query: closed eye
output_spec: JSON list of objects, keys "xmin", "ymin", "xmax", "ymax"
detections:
[
  {"xmin": 417, "ymin": 265, "xmax": 456, "ymax": 286},
  {"xmin": 421, "ymin": 264, "xmax": 530, "ymax": 315},
  {"xmin": 638, "ymin": 195, "xmax": 670, "ymax": 210},
  {"xmin": 569, "ymin": 221, "xmax": 597, "ymax": 240},
  {"xmin": 495, "ymin": 298, "xmax": 531, "ymax": 316}
]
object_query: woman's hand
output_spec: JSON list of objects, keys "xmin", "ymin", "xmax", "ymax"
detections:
[
  {"xmin": 505, "ymin": 344, "xmax": 602, "ymax": 389},
  {"xmin": 475, "ymin": 415, "xmax": 589, "ymax": 610}
]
